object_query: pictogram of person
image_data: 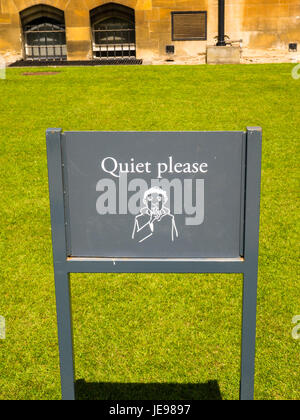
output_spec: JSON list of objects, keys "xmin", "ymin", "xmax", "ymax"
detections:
[{"xmin": 132, "ymin": 187, "xmax": 178, "ymax": 243}]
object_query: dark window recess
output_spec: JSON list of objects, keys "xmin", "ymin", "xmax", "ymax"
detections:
[
  {"xmin": 23, "ymin": 19, "xmax": 67, "ymax": 60},
  {"xmin": 20, "ymin": 5, "xmax": 67, "ymax": 60},
  {"xmin": 90, "ymin": 4, "xmax": 136, "ymax": 59},
  {"xmin": 172, "ymin": 11, "xmax": 207, "ymax": 41},
  {"xmin": 289, "ymin": 43, "xmax": 297, "ymax": 52},
  {"xmin": 166, "ymin": 45, "xmax": 175, "ymax": 54},
  {"xmin": 23, "ymin": 17, "xmax": 67, "ymax": 60}
]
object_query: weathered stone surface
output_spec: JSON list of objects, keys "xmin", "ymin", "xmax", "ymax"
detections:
[
  {"xmin": 207, "ymin": 46, "xmax": 241, "ymax": 64},
  {"xmin": 0, "ymin": 0, "xmax": 299, "ymax": 64}
]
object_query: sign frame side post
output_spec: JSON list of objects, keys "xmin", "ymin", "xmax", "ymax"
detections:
[
  {"xmin": 46, "ymin": 128, "xmax": 75, "ymax": 401},
  {"xmin": 239, "ymin": 127, "xmax": 262, "ymax": 400}
]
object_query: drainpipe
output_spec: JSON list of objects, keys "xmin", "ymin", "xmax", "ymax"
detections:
[{"xmin": 216, "ymin": 0, "xmax": 226, "ymax": 46}]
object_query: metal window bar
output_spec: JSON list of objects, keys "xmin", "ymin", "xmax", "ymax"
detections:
[
  {"xmin": 45, "ymin": 31, "xmax": 48, "ymax": 60},
  {"xmin": 24, "ymin": 24, "xmax": 67, "ymax": 61},
  {"xmin": 92, "ymin": 28, "xmax": 136, "ymax": 59}
]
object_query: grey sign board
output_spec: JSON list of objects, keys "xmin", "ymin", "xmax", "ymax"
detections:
[
  {"xmin": 63, "ymin": 131, "xmax": 245, "ymax": 258},
  {"xmin": 46, "ymin": 128, "xmax": 262, "ymax": 400}
]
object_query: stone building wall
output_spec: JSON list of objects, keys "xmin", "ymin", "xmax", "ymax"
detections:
[
  {"xmin": 0, "ymin": 0, "xmax": 299, "ymax": 64},
  {"xmin": 240, "ymin": 0, "xmax": 300, "ymax": 63}
]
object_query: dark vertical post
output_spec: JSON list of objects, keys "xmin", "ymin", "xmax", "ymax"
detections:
[
  {"xmin": 240, "ymin": 127, "xmax": 262, "ymax": 400},
  {"xmin": 54, "ymin": 271, "xmax": 75, "ymax": 400},
  {"xmin": 217, "ymin": 0, "xmax": 226, "ymax": 46},
  {"xmin": 46, "ymin": 129, "xmax": 75, "ymax": 400}
]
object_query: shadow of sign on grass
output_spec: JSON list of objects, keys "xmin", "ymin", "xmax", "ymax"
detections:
[{"xmin": 75, "ymin": 379, "xmax": 222, "ymax": 400}]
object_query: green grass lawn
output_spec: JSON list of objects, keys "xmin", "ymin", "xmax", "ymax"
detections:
[{"xmin": 0, "ymin": 64, "xmax": 299, "ymax": 400}]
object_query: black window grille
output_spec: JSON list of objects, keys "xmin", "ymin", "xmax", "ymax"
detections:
[
  {"xmin": 23, "ymin": 18, "xmax": 67, "ymax": 60},
  {"xmin": 91, "ymin": 4, "xmax": 136, "ymax": 59}
]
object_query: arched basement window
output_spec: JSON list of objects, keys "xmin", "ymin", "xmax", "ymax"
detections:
[
  {"xmin": 90, "ymin": 3, "xmax": 136, "ymax": 59},
  {"xmin": 20, "ymin": 5, "xmax": 67, "ymax": 61}
]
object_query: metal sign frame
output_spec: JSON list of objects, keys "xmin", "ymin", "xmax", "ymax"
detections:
[{"xmin": 46, "ymin": 127, "xmax": 262, "ymax": 400}]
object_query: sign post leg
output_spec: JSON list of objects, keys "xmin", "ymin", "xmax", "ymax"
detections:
[
  {"xmin": 54, "ymin": 271, "xmax": 75, "ymax": 400},
  {"xmin": 240, "ymin": 271, "xmax": 258, "ymax": 400},
  {"xmin": 239, "ymin": 127, "xmax": 262, "ymax": 400}
]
